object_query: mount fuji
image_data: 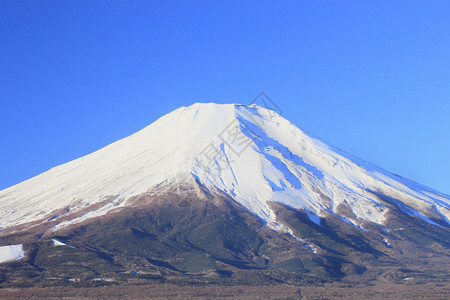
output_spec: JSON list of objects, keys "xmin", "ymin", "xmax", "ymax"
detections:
[{"xmin": 0, "ymin": 103, "xmax": 449, "ymax": 288}]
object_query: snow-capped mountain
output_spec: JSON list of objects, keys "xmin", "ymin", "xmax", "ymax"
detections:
[
  {"xmin": 1, "ymin": 103, "xmax": 449, "ymax": 233},
  {"xmin": 1, "ymin": 103, "xmax": 450, "ymax": 287}
]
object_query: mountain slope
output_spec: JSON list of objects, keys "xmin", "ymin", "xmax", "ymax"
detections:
[
  {"xmin": 1, "ymin": 103, "xmax": 448, "ymax": 232},
  {"xmin": 0, "ymin": 103, "xmax": 449, "ymax": 288}
]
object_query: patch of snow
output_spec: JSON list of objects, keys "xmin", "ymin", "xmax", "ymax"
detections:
[
  {"xmin": 52, "ymin": 239, "xmax": 77, "ymax": 249},
  {"xmin": 0, "ymin": 244, "xmax": 25, "ymax": 264},
  {"xmin": 403, "ymin": 277, "xmax": 414, "ymax": 281}
]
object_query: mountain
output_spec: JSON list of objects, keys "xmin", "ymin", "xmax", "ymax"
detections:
[{"xmin": 0, "ymin": 103, "xmax": 449, "ymax": 290}]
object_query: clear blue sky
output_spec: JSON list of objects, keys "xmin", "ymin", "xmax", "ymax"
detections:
[{"xmin": 1, "ymin": 1, "xmax": 449, "ymax": 194}]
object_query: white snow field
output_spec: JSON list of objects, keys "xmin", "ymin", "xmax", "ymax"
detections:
[
  {"xmin": 0, "ymin": 244, "xmax": 25, "ymax": 264},
  {"xmin": 0, "ymin": 103, "xmax": 449, "ymax": 233}
]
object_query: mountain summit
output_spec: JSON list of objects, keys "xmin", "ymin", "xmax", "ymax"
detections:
[{"xmin": 0, "ymin": 103, "xmax": 449, "ymax": 287}]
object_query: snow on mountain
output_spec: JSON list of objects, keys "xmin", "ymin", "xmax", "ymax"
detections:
[
  {"xmin": 52, "ymin": 239, "xmax": 77, "ymax": 249},
  {"xmin": 0, "ymin": 244, "xmax": 25, "ymax": 264},
  {"xmin": 0, "ymin": 103, "xmax": 449, "ymax": 233}
]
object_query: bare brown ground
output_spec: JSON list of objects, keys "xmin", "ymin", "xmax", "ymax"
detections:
[{"xmin": 0, "ymin": 281, "xmax": 449, "ymax": 299}]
